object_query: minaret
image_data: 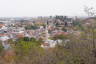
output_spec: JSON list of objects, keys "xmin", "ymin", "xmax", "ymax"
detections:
[{"xmin": 44, "ymin": 21, "xmax": 49, "ymax": 43}]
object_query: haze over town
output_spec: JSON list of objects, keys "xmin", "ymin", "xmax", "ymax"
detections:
[{"xmin": 0, "ymin": 0, "xmax": 96, "ymax": 17}]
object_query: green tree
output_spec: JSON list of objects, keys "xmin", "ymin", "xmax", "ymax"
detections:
[{"xmin": 0, "ymin": 42, "xmax": 3, "ymax": 53}]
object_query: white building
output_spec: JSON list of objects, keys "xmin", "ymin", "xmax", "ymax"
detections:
[
  {"xmin": 0, "ymin": 35, "xmax": 11, "ymax": 50},
  {"xmin": 41, "ymin": 22, "xmax": 58, "ymax": 48}
]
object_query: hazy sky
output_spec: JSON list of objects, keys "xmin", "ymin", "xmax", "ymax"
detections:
[{"xmin": 0, "ymin": 0, "xmax": 96, "ymax": 17}]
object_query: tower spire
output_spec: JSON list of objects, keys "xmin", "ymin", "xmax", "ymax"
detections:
[{"xmin": 45, "ymin": 21, "xmax": 49, "ymax": 43}]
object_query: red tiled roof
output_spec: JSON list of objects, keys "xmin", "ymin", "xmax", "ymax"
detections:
[
  {"xmin": 0, "ymin": 33, "xmax": 8, "ymax": 36},
  {"xmin": 42, "ymin": 43, "xmax": 50, "ymax": 46},
  {"xmin": 0, "ymin": 24, "xmax": 5, "ymax": 28},
  {"xmin": 16, "ymin": 33, "xmax": 25, "ymax": 38},
  {"xmin": 54, "ymin": 32, "xmax": 68, "ymax": 36}
]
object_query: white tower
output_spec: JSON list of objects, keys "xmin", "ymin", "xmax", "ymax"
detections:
[{"xmin": 44, "ymin": 21, "xmax": 50, "ymax": 43}]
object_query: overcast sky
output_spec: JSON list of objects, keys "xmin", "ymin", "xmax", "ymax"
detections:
[{"xmin": 0, "ymin": 0, "xmax": 96, "ymax": 17}]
